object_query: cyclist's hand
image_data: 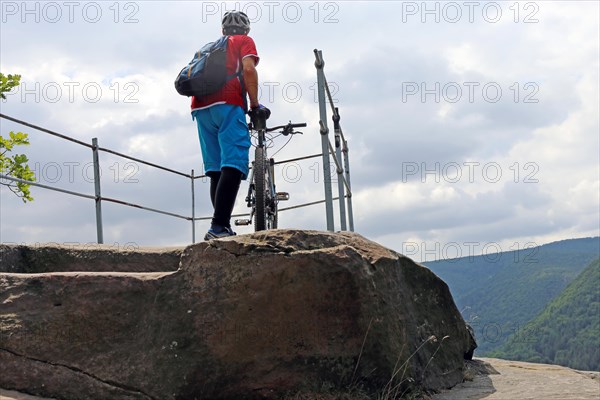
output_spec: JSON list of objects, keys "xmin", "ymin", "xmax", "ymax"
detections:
[
  {"xmin": 249, "ymin": 104, "xmax": 271, "ymax": 130},
  {"xmin": 249, "ymin": 104, "xmax": 271, "ymax": 120}
]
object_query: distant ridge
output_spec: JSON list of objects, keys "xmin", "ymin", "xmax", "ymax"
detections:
[
  {"xmin": 424, "ymin": 236, "xmax": 600, "ymax": 355},
  {"xmin": 491, "ymin": 258, "xmax": 600, "ymax": 371}
]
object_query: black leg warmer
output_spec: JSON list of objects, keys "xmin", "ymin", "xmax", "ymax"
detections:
[
  {"xmin": 212, "ymin": 167, "xmax": 242, "ymax": 228},
  {"xmin": 207, "ymin": 171, "xmax": 221, "ymax": 208}
]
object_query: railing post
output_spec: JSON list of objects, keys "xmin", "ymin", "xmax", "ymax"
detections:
[
  {"xmin": 333, "ymin": 108, "xmax": 347, "ymax": 231},
  {"xmin": 92, "ymin": 137, "xmax": 104, "ymax": 244},
  {"xmin": 315, "ymin": 49, "xmax": 335, "ymax": 232},
  {"xmin": 342, "ymin": 137, "xmax": 355, "ymax": 232},
  {"xmin": 191, "ymin": 169, "xmax": 196, "ymax": 244}
]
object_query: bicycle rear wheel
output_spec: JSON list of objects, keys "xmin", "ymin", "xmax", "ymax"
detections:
[{"xmin": 254, "ymin": 146, "xmax": 267, "ymax": 231}]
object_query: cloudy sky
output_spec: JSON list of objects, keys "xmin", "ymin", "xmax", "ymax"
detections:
[{"xmin": 1, "ymin": 1, "xmax": 598, "ymax": 262}]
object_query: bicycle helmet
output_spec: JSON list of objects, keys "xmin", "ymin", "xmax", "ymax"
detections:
[{"xmin": 222, "ymin": 11, "xmax": 250, "ymax": 35}]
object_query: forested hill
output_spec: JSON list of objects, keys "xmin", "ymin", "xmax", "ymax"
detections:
[
  {"xmin": 423, "ymin": 237, "xmax": 600, "ymax": 354},
  {"xmin": 490, "ymin": 258, "xmax": 600, "ymax": 371}
]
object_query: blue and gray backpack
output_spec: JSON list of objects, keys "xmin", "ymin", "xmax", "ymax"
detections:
[{"xmin": 174, "ymin": 36, "xmax": 241, "ymax": 98}]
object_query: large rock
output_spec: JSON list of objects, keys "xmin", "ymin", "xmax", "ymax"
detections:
[
  {"xmin": 0, "ymin": 230, "xmax": 473, "ymax": 399},
  {"xmin": 0, "ymin": 243, "xmax": 182, "ymax": 273}
]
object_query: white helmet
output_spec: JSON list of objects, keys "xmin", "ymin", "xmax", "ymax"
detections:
[{"xmin": 222, "ymin": 11, "xmax": 250, "ymax": 35}]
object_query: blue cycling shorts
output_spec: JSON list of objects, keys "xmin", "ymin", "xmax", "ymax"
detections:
[{"xmin": 192, "ymin": 104, "xmax": 251, "ymax": 180}]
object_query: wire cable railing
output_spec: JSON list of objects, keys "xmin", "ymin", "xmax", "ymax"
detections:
[{"xmin": 0, "ymin": 51, "xmax": 354, "ymax": 243}]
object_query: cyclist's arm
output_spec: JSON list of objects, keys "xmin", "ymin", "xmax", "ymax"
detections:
[{"xmin": 242, "ymin": 57, "xmax": 259, "ymax": 109}]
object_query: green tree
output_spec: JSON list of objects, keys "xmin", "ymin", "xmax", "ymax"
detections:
[
  {"xmin": 490, "ymin": 259, "xmax": 600, "ymax": 371},
  {"xmin": 0, "ymin": 73, "xmax": 35, "ymax": 202}
]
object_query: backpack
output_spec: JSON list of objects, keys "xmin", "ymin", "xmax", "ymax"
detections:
[{"xmin": 174, "ymin": 36, "xmax": 241, "ymax": 98}]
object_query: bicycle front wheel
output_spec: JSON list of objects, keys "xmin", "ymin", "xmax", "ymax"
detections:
[
  {"xmin": 268, "ymin": 162, "xmax": 278, "ymax": 230},
  {"xmin": 254, "ymin": 146, "xmax": 267, "ymax": 231}
]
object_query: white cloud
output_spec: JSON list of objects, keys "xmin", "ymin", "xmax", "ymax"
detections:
[
  {"xmin": 445, "ymin": 43, "xmax": 483, "ymax": 75},
  {"xmin": 1, "ymin": 1, "xmax": 598, "ymax": 257}
]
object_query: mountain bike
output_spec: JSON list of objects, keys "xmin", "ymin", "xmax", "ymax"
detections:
[{"xmin": 235, "ymin": 115, "xmax": 306, "ymax": 231}]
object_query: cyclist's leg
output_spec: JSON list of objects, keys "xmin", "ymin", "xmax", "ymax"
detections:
[
  {"xmin": 207, "ymin": 104, "xmax": 250, "ymax": 231},
  {"xmin": 192, "ymin": 109, "xmax": 221, "ymax": 177},
  {"xmin": 213, "ymin": 105, "xmax": 251, "ymax": 179},
  {"xmin": 212, "ymin": 167, "xmax": 242, "ymax": 228},
  {"xmin": 207, "ymin": 170, "xmax": 221, "ymax": 207}
]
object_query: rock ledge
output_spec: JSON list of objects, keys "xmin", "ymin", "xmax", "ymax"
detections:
[{"xmin": 1, "ymin": 230, "xmax": 472, "ymax": 399}]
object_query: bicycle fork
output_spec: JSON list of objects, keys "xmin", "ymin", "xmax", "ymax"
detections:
[{"xmin": 234, "ymin": 129, "xmax": 290, "ymax": 229}]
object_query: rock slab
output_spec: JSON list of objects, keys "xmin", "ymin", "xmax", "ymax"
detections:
[
  {"xmin": 0, "ymin": 230, "xmax": 472, "ymax": 399},
  {"xmin": 432, "ymin": 358, "xmax": 600, "ymax": 400},
  {"xmin": 0, "ymin": 243, "xmax": 182, "ymax": 273}
]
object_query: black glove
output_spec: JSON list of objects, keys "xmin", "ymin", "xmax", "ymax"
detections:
[
  {"xmin": 248, "ymin": 104, "xmax": 271, "ymax": 130},
  {"xmin": 249, "ymin": 104, "xmax": 271, "ymax": 119}
]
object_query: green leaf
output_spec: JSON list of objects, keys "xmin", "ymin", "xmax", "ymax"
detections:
[
  {"xmin": 0, "ymin": 72, "xmax": 21, "ymax": 100},
  {"xmin": 0, "ymin": 121, "xmax": 35, "ymax": 202}
]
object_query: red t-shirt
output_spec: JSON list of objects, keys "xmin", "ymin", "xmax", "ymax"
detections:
[{"xmin": 190, "ymin": 35, "xmax": 259, "ymax": 111}]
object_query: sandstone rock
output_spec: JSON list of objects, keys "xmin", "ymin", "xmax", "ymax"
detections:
[
  {"xmin": 432, "ymin": 358, "xmax": 600, "ymax": 400},
  {"xmin": 0, "ymin": 243, "xmax": 182, "ymax": 273},
  {"xmin": 0, "ymin": 230, "xmax": 473, "ymax": 399},
  {"xmin": 0, "ymin": 388, "xmax": 58, "ymax": 399},
  {"xmin": 464, "ymin": 324, "xmax": 477, "ymax": 360}
]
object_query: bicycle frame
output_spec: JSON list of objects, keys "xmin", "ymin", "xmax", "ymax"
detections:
[
  {"xmin": 249, "ymin": 126, "xmax": 277, "ymax": 231},
  {"xmin": 236, "ymin": 121, "xmax": 306, "ymax": 232}
]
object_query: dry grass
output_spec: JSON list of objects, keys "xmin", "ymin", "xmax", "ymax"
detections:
[
  {"xmin": 283, "ymin": 391, "xmax": 372, "ymax": 400},
  {"xmin": 282, "ymin": 328, "xmax": 451, "ymax": 400}
]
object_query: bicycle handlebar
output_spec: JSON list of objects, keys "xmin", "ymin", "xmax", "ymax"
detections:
[
  {"xmin": 266, "ymin": 122, "xmax": 307, "ymax": 134},
  {"xmin": 266, "ymin": 122, "xmax": 307, "ymax": 132}
]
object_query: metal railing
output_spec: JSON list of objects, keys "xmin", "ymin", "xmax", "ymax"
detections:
[
  {"xmin": 314, "ymin": 49, "xmax": 355, "ymax": 232},
  {"xmin": 0, "ymin": 113, "xmax": 196, "ymax": 243},
  {"xmin": 0, "ymin": 51, "xmax": 354, "ymax": 243}
]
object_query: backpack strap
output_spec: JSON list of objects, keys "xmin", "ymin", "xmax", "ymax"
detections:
[
  {"xmin": 233, "ymin": 55, "xmax": 247, "ymax": 112},
  {"xmin": 225, "ymin": 70, "xmax": 242, "ymax": 81},
  {"xmin": 238, "ymin": 66, "xmax": 247, "ymax": 112},
  {"xmin": 223, "ymin": 35, "xmax": 248, "ymax": 111}
]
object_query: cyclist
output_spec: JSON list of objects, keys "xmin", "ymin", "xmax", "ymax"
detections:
[{"xmin": 191, "ymin": 11, "xmax": 270, "ymax": 240}]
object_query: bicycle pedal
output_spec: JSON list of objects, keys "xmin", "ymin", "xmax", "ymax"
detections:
[
  {"xmin": 276, "ymin": 192, "xmax": 290, "ymax": 201},
  {"xmin": 234, "ymin": 219, "xmax": 251, "ymax": 226}
]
